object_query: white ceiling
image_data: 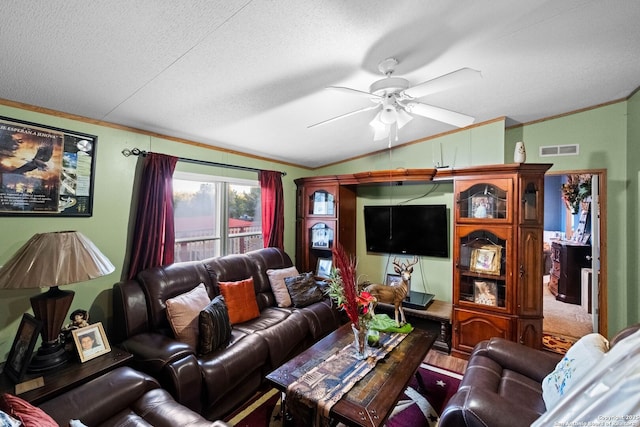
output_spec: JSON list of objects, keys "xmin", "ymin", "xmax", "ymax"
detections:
[{"xmin": 2, "ymin": 1, "xmax": 640, "ymax": 168}]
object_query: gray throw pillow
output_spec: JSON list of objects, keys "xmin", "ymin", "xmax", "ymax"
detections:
[
  {"xmin": 284, "ymin": 272, "xmax": 324, "ymax": 308},
  {"xmin": 198, "ymin": 295, "xmax": 232, "ymax": 355}
]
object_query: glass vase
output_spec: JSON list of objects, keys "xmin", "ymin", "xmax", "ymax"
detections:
[{"xmin": 351, "ymin": 323, "xmax": 370, "ymax": 360}]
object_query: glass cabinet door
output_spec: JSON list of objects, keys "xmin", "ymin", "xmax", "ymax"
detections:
[
  {"xmin": 456, "ymin": 228, "xmax": 508, "ymax": 310},
  {"xmin": 519, "ymin": 176, "xmax": 544, "ymax": 224},
  {"xmin": 456, "ymin": 179, "xmax": 512, "ymax": 222}
]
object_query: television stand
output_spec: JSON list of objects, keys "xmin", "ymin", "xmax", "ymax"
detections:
[
  {"xmin": 402, "ymin": 291, "xmax": 435, "ymax": 310},
  {"xmin": 378, "ymin": 297, "xmax": 452, "ymax": 353}
]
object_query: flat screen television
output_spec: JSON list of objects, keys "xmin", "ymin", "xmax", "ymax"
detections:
[{"xmin": 363, "ymin": 204, "xmax": 449, "ymax": 258}]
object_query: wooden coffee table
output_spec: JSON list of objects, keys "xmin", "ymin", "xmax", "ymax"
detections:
[{"xmin": 266, "ymin": 323, "xmax": 437, "ymax": 427}]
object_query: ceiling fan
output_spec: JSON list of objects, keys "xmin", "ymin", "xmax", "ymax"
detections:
[{"xmin": 309, "ymin": 58, "xmax": 481, "ymax": 141}]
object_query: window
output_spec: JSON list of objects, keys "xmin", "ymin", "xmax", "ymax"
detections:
[{"xmin": 173, "ymin": 172, "xmax": 262, "ymax": 262}]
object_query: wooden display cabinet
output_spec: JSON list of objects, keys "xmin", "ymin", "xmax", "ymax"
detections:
[
  {"xmin": 295, "ymin": 178, "xmax": 356, "ymax": 274},
  {"xmin": 449, "ymin": 164, "xmax": 551, "ymax": 357}
]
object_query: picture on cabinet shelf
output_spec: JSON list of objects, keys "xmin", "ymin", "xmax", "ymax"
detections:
[
  {"xmin": 469, "ymin": 195, "xmax": 495, "ymax": 219},
  {"xmin": 310, "ymin": 225, "xmax": 332, "ymax": 249},
  {"xmin": 474, "ymin": 280, "xmax": 498, "ymax": 306},
  {"xmin": 316, "ymin": 257, "xmax": 332, "ymax": 279},
  {"xmin": 470, "ymin": 244, "xmax": 502, "ymax": 275},
  {"xmin": 312, "ymin": 191, "xmax": 334, "ymax": 215}
]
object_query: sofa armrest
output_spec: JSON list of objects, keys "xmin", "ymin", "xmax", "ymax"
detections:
[
  {"xmin": 40, "ymin": 367, "xmax": 160, "ymax": 426},
  {"xmin": 477, "ymin": 338, "xmax": 562, "ymax": 382},
  {"xmin": 120, "ymin": 333, "xmax": 195, "ymax": 373},
  {"xmin": 440, "ymin": 387, "xmax": 543, "ymax": 427},
  {"xmin": 120, "ymin": 333, "xmax": 204, "ymax": 412}
]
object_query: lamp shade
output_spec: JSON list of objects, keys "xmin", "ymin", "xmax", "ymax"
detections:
[{"xmin": 0, "ymin": 231, "xmax": 115, "ymax": 290}]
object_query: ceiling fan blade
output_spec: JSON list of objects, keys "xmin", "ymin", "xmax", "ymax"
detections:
[
  {"xmin": 327, "ymin": 86, "xmax": 381, "ymax": 99},
  {"xmin": 403, "ymin": 68, "xmax": 481, "ymax": 99},
  {"xmin": 403, "ymin": 102, "xmax": 475, "ymax": 128},
  {"xmin": 308, "ymin": 104, "xmax": 380, "ymax": 128}
]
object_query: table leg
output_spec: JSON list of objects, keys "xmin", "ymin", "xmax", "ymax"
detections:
[{"xmin": 415, "ymin": 370, "xmax": 427, "ymax": 394}]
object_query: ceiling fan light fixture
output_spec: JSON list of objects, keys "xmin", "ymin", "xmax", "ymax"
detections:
[
  {"xmin": 396, "ymin": 108, "xmax": 413, "ymax": 129},
  {"xmin": 379, "ymin": 107, "xmax": 397, "ymax": 125}
]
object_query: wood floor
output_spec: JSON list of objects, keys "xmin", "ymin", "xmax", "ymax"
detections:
[{"xmin": 424, "ymin": 349, "xmax": 468, "ymax": 374}]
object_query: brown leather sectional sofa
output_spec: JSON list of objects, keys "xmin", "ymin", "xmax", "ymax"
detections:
[
  {"xmin": 112, "ymin": 248, "xmax": 343, "ymax": 420},
  {"xmin": 39, "ymin": 367, "xmax": 227, "ymax": 426}
]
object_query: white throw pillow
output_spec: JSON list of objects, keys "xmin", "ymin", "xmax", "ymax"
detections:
[
  {"xmin": 542, "ymin": 333, "xmax": 609, "ymax": 410},
  {"xmin": 165, "ymin": 283, "xmax": 210, "ymax": 348},
  {"xmin": 266, "ymin": 266, "xmax": 299, "ymax": 307}
]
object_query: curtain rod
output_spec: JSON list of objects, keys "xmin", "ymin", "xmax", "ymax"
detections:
[{"xmin": 121, "ymin": 148, "xmax": 286, "ymax": 176}]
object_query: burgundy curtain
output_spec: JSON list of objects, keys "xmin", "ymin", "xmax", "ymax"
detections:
[
  {"xmin": 259, "ymin": 170, "xmax": 284, "ymax": 250},
  {"xmin": 127, "ymin": 153, "xmax": 179, "ymax": 279}
]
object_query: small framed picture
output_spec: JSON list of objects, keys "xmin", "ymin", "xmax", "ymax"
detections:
[
  {"xmin": 474, "ymin": 280, "xmax": 498, "ymax": 306},
  {"xmin": 72, "ymin": 322, "xmax": 111, "ymax": 363},
  {"xmin": 316, "ymin": 257, "xmax": 332, "ymax": 279},
  {"xmin": 469, "ymin": 195, "xmax": 494, "ymax": 219},
  {"xmin": 5, "ymin": 313, "xmax": 42, "ymax": 383},
  {"xmin": 470, "ymin": 244, "xmax": 502, "ymax": 275},
  {"xmin": 310, "ymin": 223, "xmax": 333, "ymax": 249}
]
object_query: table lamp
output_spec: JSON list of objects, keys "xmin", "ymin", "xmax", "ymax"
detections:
[{"xmin": 0, "ymin": 231, "xmax": 115, "ymax": 372}]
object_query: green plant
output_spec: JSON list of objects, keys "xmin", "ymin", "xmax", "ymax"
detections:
[{"xmin": 561, "ymin": 174, "xmax": 591, "ymax": 214}]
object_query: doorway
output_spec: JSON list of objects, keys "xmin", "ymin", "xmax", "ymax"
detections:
[{"xmin": 542, "ymin": 169, "xmax": 607, "ymax": 349}]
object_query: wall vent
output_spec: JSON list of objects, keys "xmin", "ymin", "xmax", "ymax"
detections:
[{"xmin": 539, "ymin": 144, "xmax": 579, "ymax": 157}]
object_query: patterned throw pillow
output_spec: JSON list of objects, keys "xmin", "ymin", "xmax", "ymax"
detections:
[
  {"xmin": 165, "ymin": 283, "xmax": 210, "ymax": 349},
  {"xmin": 284, "ymin": 272, "xmax": 324, "ymax": 308},
  {"xmin": 267, "ymin": 266, "xmax": 299, "ymax": 307},
  {"xmin": 198, "ymin": 295, "xmax": 232, "ymax": 354},
  {"xmin": 541, "ymin": 333, "xmax": 609, "ymax": 409},
  {"xmin": 218, "ymin": 278, "xmax": 261, "ymax": 324}
]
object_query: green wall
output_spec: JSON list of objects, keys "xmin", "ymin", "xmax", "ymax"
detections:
[
  {"xmin": 0, "ymin": 104, "xmax": 309, "ymax": 361},
  {"xmin": 1, "ymin": 95, "xmax": 638, "ymax": 362}
]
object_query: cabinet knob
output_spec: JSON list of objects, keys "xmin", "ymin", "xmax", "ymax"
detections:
[{"xmin": 519, "ymin": 264, "xmax": 525, "ymax": 278}]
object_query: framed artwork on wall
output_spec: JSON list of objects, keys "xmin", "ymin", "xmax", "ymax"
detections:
[{"xmin": 0, "ymin": 116, "xmax": 98, "ymax": 217}]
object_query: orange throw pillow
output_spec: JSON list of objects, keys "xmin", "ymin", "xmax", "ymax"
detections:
[{"xmin": 218, "ymin": 278, "xmax": 260, "ymax": 324}]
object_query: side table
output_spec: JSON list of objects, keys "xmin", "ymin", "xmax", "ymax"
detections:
[
  {"xmin": 377, "ymin": 299, "xmax": 452, "ymax": 353},
  {"xmin": 0, "ymin": 347, "xmax": 132, "ymax": 405}
]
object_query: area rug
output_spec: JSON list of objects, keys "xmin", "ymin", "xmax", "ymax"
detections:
[
  {"xmin": 542, "ymin": 333, "xmax": 575, "ymax": 354},
  {"xmin": 225, "ymin": 363, "xmax": 462, "ymax": 427}
]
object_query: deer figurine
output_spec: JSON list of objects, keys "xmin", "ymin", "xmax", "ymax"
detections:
[{"xmin": 364, "ymin": 256, "xmax": 418, "ymax": 327}]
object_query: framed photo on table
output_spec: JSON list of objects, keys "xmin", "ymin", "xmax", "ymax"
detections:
[
  {"xmin": 5, "ymin": 313, "xmax": 42, "ymax": 383},
  {"xmin": 72, "ymin": 322, "xmax": 111, "ymax": 363},
  {"xmin": 470, "ymin": 244, "xmax": 502, "ymax": 275}
]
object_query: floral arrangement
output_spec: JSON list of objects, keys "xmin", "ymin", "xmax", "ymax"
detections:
[
  {"xmin": 561, "ymin": 174, "xmax": 591, "ymax": 214},
  {"xmin": 325, "ymin": 243, "xmax": 375, "ymax": 329}
]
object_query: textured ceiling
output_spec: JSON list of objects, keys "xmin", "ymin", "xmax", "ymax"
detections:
[{"xmin": 1, "ymin": 1, "xmax": 639, "ymax": 168}]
